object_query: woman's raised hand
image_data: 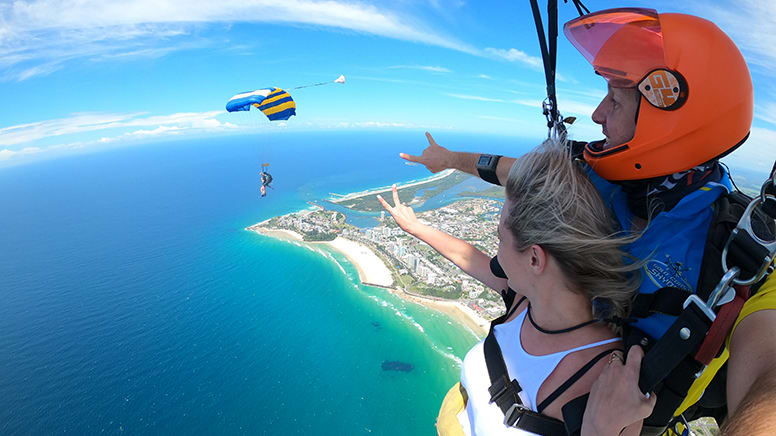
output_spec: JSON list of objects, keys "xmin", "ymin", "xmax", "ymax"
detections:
[{"xmin": 377, "ymin": 184, "xmax": 422, "ymax": 236}]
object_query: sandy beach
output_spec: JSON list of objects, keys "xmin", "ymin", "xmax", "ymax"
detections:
[
  {"xmin": 249, "ymin": 226, "xmax": 489, "ymax": 338},
  {"xmin": 387, "ymin": 290, "xmax": 489, "ymax": 337},
  {"xmin": 321, "ymin": 237, "xmax": 394, "ymax": 287},
  {"xmin": 253, "ymin": 228, "xmax": 304, "ymax": 241}
]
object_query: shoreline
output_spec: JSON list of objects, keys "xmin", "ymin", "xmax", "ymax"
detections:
[
  {"xmin": 328, "ymin": 169, "xmax": 455, "ymax": 203},
  {"xmin": 248, "ymin": 226, "xmax": 488, "ymax": 338}
]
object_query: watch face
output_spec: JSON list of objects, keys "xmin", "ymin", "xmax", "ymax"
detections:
[{"xmin": 478, "ymin": 155, "xmax": 491, "ymax": 166}]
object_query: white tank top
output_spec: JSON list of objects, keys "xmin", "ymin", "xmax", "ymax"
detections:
[{"xmin": 459, "ymin": 309, "xmax": 620, "ymax": 436}]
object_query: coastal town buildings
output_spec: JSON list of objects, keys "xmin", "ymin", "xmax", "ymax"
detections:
[{"xmin": 253, "ymin": 196, "xmax": 505, "ymax": 320}]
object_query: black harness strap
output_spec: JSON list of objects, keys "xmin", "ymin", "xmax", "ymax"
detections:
[
  {"xmin": 536, "ymin": 348, "xmax": 618, "ymax": 414},
  {"xmin": 631, "ymin": 287, "xmax": 691, "ymax": 318},
  {"xmin": 529, "ymin": 0, "xmax": 560, "ymax": 131},
  {"xmin": 483, "ymin": 297, "xmax": 568, "ymax": 435}
]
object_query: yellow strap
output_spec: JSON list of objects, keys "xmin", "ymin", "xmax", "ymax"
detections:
[{"xmin": 676, "ymin": 273, "xmax": 776, "ymax": 415}]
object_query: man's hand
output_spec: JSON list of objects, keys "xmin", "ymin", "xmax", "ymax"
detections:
[
  {"xmin": 377, "ymin": 185, "xmax": 423, "ymax": 236},
  {"xmin": 400, "ymin": 132, "xmax": 452, "ymax": 173},
  {"xmin": 582, "ymin": 346, "xmax": 657, "ymax": 436}
]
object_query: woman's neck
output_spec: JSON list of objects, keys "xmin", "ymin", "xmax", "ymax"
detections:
[{"xmin": 524, "ymin": 278, "xmax": 593, "ymax": 332}]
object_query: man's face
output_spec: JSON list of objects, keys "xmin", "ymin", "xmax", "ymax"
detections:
[{"xmin": 592, "ymin": 85, "xmax": 641, "ymax": 150}]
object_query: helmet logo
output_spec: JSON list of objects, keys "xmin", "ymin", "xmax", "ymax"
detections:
[{"xmin": 638, "ymin": 69, "xmax": 688, "ymax": 110}]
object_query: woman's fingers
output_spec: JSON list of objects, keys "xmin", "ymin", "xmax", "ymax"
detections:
[
  {"xmin": 392, "ymin": 184, "xmax": 401, "ymax": 207},
  {"xmin": 376, "ymin": 194, "xmax": 391, "ymax": 212}
]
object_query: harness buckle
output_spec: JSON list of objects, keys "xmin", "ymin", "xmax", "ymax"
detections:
[
  {"xmin": 504, "ymin": 402, "xmax": 529, "ymax": 427},
  {"xmin": 705, "ymin": 267, "xmax": 739, "ymax": 310},
  {"xmin": 488, "ymin": 376, "xmax": 515, "ymax": 404},
  {"xmin": 721, "ymin": 194, "xmax": 776, "ymax": 286},
  {"xmin": 683, "ymin": 294, "xmax": 716, "ymax": 323},
  {"xmin": 760, "ymin": 175, "xmax": 775, "ymax": 208},
  {"xmin": 541, "ymin": 97, "xmax": 567, "ymax": 141}
]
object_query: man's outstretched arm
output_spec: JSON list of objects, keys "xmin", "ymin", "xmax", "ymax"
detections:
[
  {"xmin": 722, "ymin": 309, "xmax": 776, "ymax": 434},
  {"xmin": 400, "ymin": 132, "xmax": 516, "ymax": 185}
]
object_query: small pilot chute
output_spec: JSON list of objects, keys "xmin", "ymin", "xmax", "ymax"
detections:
[{"xmin": 225, "ymin": 88, "xmax": 296, "ymax": 121}]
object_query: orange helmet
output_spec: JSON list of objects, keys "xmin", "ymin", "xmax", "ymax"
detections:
[{"xmin": 564, "ymin": 8, "xmax": 753, "ymax": 181}]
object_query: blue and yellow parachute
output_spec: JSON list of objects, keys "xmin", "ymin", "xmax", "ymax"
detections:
[{"xmin": 225, "ymin": 88, "xmax": 296, "ymax": 121}]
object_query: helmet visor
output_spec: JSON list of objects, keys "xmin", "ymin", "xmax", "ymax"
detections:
[{"xmin": 564, "ymin": 8, "xmax": 666, "ymax": 87}]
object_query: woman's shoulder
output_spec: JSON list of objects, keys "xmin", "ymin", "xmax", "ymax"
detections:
[{"xmin": 537, "ymin": 331, "xmax": 621, "ymax": 419}]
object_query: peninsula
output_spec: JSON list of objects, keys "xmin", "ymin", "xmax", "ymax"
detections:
[{"xmin": 247, "ymin": 170, "xmax": 506, "ymax": 337}]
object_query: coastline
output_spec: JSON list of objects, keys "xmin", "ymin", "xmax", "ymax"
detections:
[
  {"xmin": 248, "ymin": 226, "xmax": 488, "ymax": 338},
  {"xmin": 328, "ymin": 169, "xmax": 455, "ymax": 203}
]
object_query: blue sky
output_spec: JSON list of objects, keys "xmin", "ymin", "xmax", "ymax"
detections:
[{"xmin": 1, "ymin": 0, "xmax": 775, "ymax": 172}]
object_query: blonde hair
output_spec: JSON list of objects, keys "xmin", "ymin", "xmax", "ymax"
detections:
[{"xmin": 504, "ymin": 139, "xmax": 640, "ymax": 331}]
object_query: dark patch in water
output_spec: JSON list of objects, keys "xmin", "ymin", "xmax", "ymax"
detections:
[
  {"xmin": 382, "ymin": 360, "xmax": 414, "ymax": 372},
  {"xmin": 371, "ymin": 321, "xmax": 382, "ymax": 330}
]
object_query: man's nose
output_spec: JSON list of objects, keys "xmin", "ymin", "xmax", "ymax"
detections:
[{"xmin": 591, "ymin": 100, "xmax": 608, "ymax": 125}]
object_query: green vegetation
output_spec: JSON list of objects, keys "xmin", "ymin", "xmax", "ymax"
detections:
[
  {"xmin": 477, "ymin": 289, "xmax": 500, "ymax": 301},
  {"xmin": 457, "ymin": 185, "xmax": 505, "ymax": 198},
  {"xmin": 334, "ymin": 171, "xmax": 473, "ymax": 212},
  {"xmin": 302, "ymin": 230, "xmax": 337, "ymax": 242},
  {"xmin": 411, "ymin": 282, "xmax": 462, "ymax": 299}
]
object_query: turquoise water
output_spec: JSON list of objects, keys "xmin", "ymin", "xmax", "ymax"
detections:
[{"xmin": 0, "ymin": 131, "xmax": 531, "ymax": 435}]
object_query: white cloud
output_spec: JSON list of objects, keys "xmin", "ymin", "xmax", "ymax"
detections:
[
  {"xmin": 755, "ymin": 102, "xmax": 776, "ymax": 127},
  {"xmin": 444, "ymin": 93, "xmax": 505, "ymax": 103},
  {"xmin": 723, "ymin": 126, "xmax": 776, "ymax": 174},
  {"xmin": 484, "ymin": 47, "xmax": 542, "ymax": 69},
  {"xmin": 388, "ymin": 65, "xmax": 452, "ymax": 73},
  {"xmin": 475, "ymin": 115, "xmax": 519, "ymax": 122},
  {"xmin": 0, "ymin": 111, "xmax": 233, "ymax": 146},
  {"xmin": 0, "ymin": 0, "xmax": 477, "ymax": 80},
  {"xmin": 335, "ymin": 121, "xmax": 420, "ymax": 129},
  {"xmin": 128, "ymin": 125, "xmax": 183, "ymax": 137},
  {"xmin": 0, "ymin": 146, "xmax": 44, "ymax": 160},
  {"xmin": 477, "ymin": 74, "xmax": 492, "ymax": 80},
  {"xmin": 510, "ymin": 98, "xmax": 596, "ymax": 116},
  {"xmin": 689, "ymin": 1, "xmax": 776, "ymax": 75}
]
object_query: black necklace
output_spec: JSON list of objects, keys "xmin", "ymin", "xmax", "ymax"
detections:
[{"xmin": 526, "ymin": 303, "xmax": 598, "ymax": 334}]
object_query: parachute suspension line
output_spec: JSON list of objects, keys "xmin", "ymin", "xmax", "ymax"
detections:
[
  {"xmin": 568, "ymin": 0, "xmax": 589, "ymax": 17},
  {"xmin": 290, "ymin": 75, "xmax": 346, "ymax": 90},
  {"xmin": 528, "ymin": 0, "xmax": 588, "ymax": 140},
  {"xmin": 529, "ymin": 0, "xmax": 561, "ymax": 139}
]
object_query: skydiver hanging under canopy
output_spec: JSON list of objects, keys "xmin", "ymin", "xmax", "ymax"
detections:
[
  {"xmin": 225, "ymin": 75, "xmax": 345, "ymax": 199},
  {"xmin": 259, "ymin": 163, "xmax": 272, "ymax": 198}
]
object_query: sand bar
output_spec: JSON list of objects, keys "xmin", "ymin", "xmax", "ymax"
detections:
[{"xmin": 328, "ymin": 169, "xmax": 455, "ymax": 203}]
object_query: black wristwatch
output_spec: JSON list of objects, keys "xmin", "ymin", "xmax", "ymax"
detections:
[{"xmin": 477, "ymin": 154, "xmax": 502, "ymax": 186}]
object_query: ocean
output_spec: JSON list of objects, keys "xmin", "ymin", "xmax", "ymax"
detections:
[{"xmin": 0, "ymin": 130, "xmax": 533, "ymax": 435}]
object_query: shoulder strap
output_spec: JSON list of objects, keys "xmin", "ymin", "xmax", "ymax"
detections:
[
  {"xmin": 536, "ymin": 348, "xmax": 619, "ymax": 414},
  {"xmin": 483, "ymin": 296, "xmax": 568, "ymax": 435}
]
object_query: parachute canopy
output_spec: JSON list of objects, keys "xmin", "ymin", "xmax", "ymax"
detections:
[{"xmin": 226, "ymin": 88, "xmax": 296, "ymax": 121}]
